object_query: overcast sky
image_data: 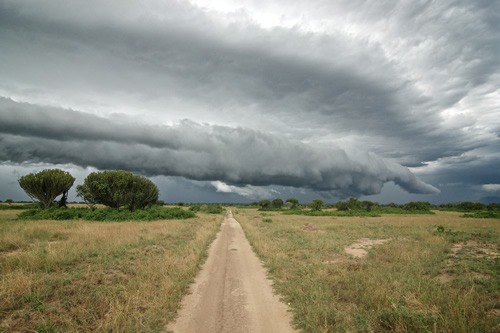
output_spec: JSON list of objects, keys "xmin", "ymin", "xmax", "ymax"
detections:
[{"xmin": 1, "ymin": 0, "xmax": 499, "ymax": 204}]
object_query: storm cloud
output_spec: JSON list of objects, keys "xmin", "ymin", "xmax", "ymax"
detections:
[
  {"xmin": 0, "ymin": 0, "xmax": 498, "ymax": 202},
  {"xmin": 0, "ymin": 99, "xmax": 438, "ymax": 196}
]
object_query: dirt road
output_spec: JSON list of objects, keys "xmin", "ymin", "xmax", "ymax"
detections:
[{"xmin": 167, "ymin": 211, "xmax": 297, "ymax": 333}]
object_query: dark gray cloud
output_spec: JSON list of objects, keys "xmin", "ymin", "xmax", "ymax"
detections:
[
  {"xmin": 0, "ymin": 98, "xmax": 438, "ymax": 196},
  {"xmin": 0, "ymin": 0, "xmax": 498, "ymax": 202}
]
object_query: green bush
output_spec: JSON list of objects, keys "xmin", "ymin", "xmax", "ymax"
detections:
[
  {"xmin": 463, "ymin": 210, "xmax": 500, "ymax": 219},
  {"xmin": 309, "ymin": 199, "xmax": 324, "ymax": 211},
  {"xmin": 0, "ymin": 203, "xmax": 39, "ymax": 210},
  {"xmin": 258, "ymin": 200, "xmax": 271, "ymax": 209},
  {"xmin": 189, "ymin": 205, "xmax": 201, "ymax": 212},
  {"xmin": 285, "ymin": 198, "xmax": 299, "ymax": 209},
  {"xmin": 18, "ymin": 206, "xmax": 195, "ymax": 221},
  {"xmin": 272, "ymin": 198, "xmax": 284, "ymax": 209},
  {"xmin": 187, "ymin": 205, "xmax": 224, "ymax": 214},
  {"xmin": 403, "ymin": 201, "xmax": 432, "ymax": 211},
  {"xmin": 204, "ymin": 205, "xmax": 224, "ymax": 214}
]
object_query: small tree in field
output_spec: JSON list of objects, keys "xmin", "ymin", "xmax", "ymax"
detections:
[
  {"xmin": 310, "ymin": 199, "xmax": 324, "ymax": 211},
  {"xmin": 286, "ymin": 198, "xmax": 299, "ymax": 209},
  {"xmin": 272, "ymin": 198, "xmax": 284, "ymax": 209},
  {"xmin": 361, "ymin": 200, "xmax": 376, "ymax": 212},
  {"xmin": 258, "ymin": 200, "xmax": 271, "ymax": 209},
  {"xmin": 77, "ymin": 170, "xmax": 158, "ymax": 211},
  {"xmin": 5, "ymin": 199, "xmax": 13, "ymax": 205},
  {"xmin": 18, "ymin": 169, "xmax": 75, "ymax": 209}
]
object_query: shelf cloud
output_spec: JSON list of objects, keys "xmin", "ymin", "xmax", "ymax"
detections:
[{"xmin": 0, "ymin": 98, "xmax": 438, "ymax": 196}]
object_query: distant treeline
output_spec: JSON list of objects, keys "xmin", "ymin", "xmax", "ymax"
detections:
[{"xmin": 248, "ymin": 197, "xmax": 500, "ymax": 218}]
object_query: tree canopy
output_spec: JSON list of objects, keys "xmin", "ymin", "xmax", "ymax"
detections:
[
  {"xmin": 76, "ymin": 170, "xmax": 158, "ymax": 211},
  {"xmin": 272, "ymin": 198, "xmax": 284, "ymax": 209},
  {"xmin": 18, "ymin": 169, "xmax": 75, "ymax": 209},
  {"xmin": 258, "ymin": 199, "xmax": 271, "ymax": 209},
  {"xmin": 309, "ymin": 199, "xmax": 324, "ymax": 211},
  {"xmin": 286, "ymin": 197, "xmax": 299, "ymax": 208}
]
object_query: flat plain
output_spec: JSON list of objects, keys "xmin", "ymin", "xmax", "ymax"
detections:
[
  {"xmin": 0, "ymin": 208, "xmax": 221, "ymax": 332},
  {"xmin": 236, "ymin": 208, "xmax": 500, "ymax": 333},
  {"xmin": 1, "ymin": 206, "xmax": 499, "ymax": 332}
]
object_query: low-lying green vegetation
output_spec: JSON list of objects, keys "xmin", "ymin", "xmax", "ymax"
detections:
[
  {"xmin": 188, "ymin": 204, "xmax": 224, "ymax": 214},
  {"xmin": 17, "ymin": 206, "xmax": 196, "ymax": 221},
  {"xmin": 255, "ymin": 197, "xmax": 500, "ymax": 219},
  {"xmin": 283, "ymin": 209, "xmax": 381, "ymax": 217},
  {"xmin": 463, "ymin": 210, "xmax": 500, "ymax": 219},
  {"xmin": 436, "ymin": 202, "xmax": 500, "ymax": 219},
  {"xmin": 237, "ymin": 208, "xmax": 500, "ymax": 333},
  {"xmin": 0, "ymin": 203, "xmax": 39, "ymax": 210}
]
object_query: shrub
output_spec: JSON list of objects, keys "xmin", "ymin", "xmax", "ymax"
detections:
[
  {"xmin": 258, "ymin": 200, "xmax": 271, "ymax": 209},
  {"xmin": 272, "ymin": 198, "xmax": 284, "ymax": 209},
  {"xmin": 309, "ymin": 199, "xmax": 324, "ymax": 211},
  {"xmin": 404, "ymin": 201, "xmax": 432, "ymax": 211},
  {"xmin": 18, "ymin": 206, "xmax": 195, "ymax": 221},
  {"xmin": 189, "ymin": 205, "xmax": 201, "ymax": 212},
  {"xmin": 285, "ymin": 198, "xmax": 299, "ymax": 209},
  {"xmin": 204, "ymin": 205, "xmax": 224, "ymax": 214},
  {"xmin": 457, "ymin": 202, "xmax": 486, "ymax": 211}
]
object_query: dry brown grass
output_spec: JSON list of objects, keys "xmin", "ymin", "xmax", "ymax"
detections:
[
  {"xmin": 235, "ymin": 208, "xmax": 500, "ymax": 333},
  {"xmin": 0, "ymin": 210, "xmax": 222, "ymax": 332}
]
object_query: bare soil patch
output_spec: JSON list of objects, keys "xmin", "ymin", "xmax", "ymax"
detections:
[
  {"xmin": 303, "ymin": 222, "xmax": 319, "ymax": 232},
  {"xmin": 436, "ymin": 240, "xmax": 498, "ymax": 283},
  {"xmin": 344, "ymin": 238, "xmax": 390, "ymax": 258}
]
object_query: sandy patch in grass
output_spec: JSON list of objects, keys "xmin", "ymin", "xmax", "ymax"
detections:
[
  {"xmin": 302, "ymin": 222, "xmax": 319, "ymax": 232},
  {"xmin": 437, "ymin": 240, "xmax": 499, "ymax": 283},
  {"xmin": 449, "ymin": 240, "xmax": 499, "ymax": 259},
  {"xmin": 344, "ymin": 238, "xmax": 390, "ymax": 258}
]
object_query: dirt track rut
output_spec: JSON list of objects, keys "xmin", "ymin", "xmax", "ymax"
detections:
[{"xmin": 167, "ymin": 211, "xmax": 296, "ymax": 333}]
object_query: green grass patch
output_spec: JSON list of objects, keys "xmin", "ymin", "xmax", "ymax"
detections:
[
  {"xmin": 0, "ymin": 203, "xmax": 39, "ymax": 210},
  {"xmin": 17, "ymin": 206, "xmax": 195, "ymax": 221},
  {"xmin": 188, "ymin": 204, "xmax": 224, "ymax": 214},
  {"xmin": 257, "ymin": 207, "xmax": 284, "ymax": 212},
  {"xmin": 463, "ymin": 210, "xmax": 500, "ymax": 219},
  {"xmin": 283, "ymin": 207, "xmax": 433, "ymax": 217}
]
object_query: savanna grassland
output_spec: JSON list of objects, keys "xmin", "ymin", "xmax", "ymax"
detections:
[
  {"xmin": 0, "ymin": 207, "xmax": 221, "ymax": 332},
  {"xmin": 236, "ymin": 208, "xmax": 500, "ymax": 333}
]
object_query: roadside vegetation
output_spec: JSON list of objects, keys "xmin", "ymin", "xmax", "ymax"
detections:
[
  {"xmin": 188, "ymin": 204, "xmax": 225, "ymax": 214},
  {"xmin": 17, "ymin": 206, "xmax": 195, "ymax": 221},
  {"xmin": 237, "ymin": 208, "xmax": 500, "ymax": 332},
  {"xmin": 0, "ymin": 209, "xmax": 222, "ymax": 332}
]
